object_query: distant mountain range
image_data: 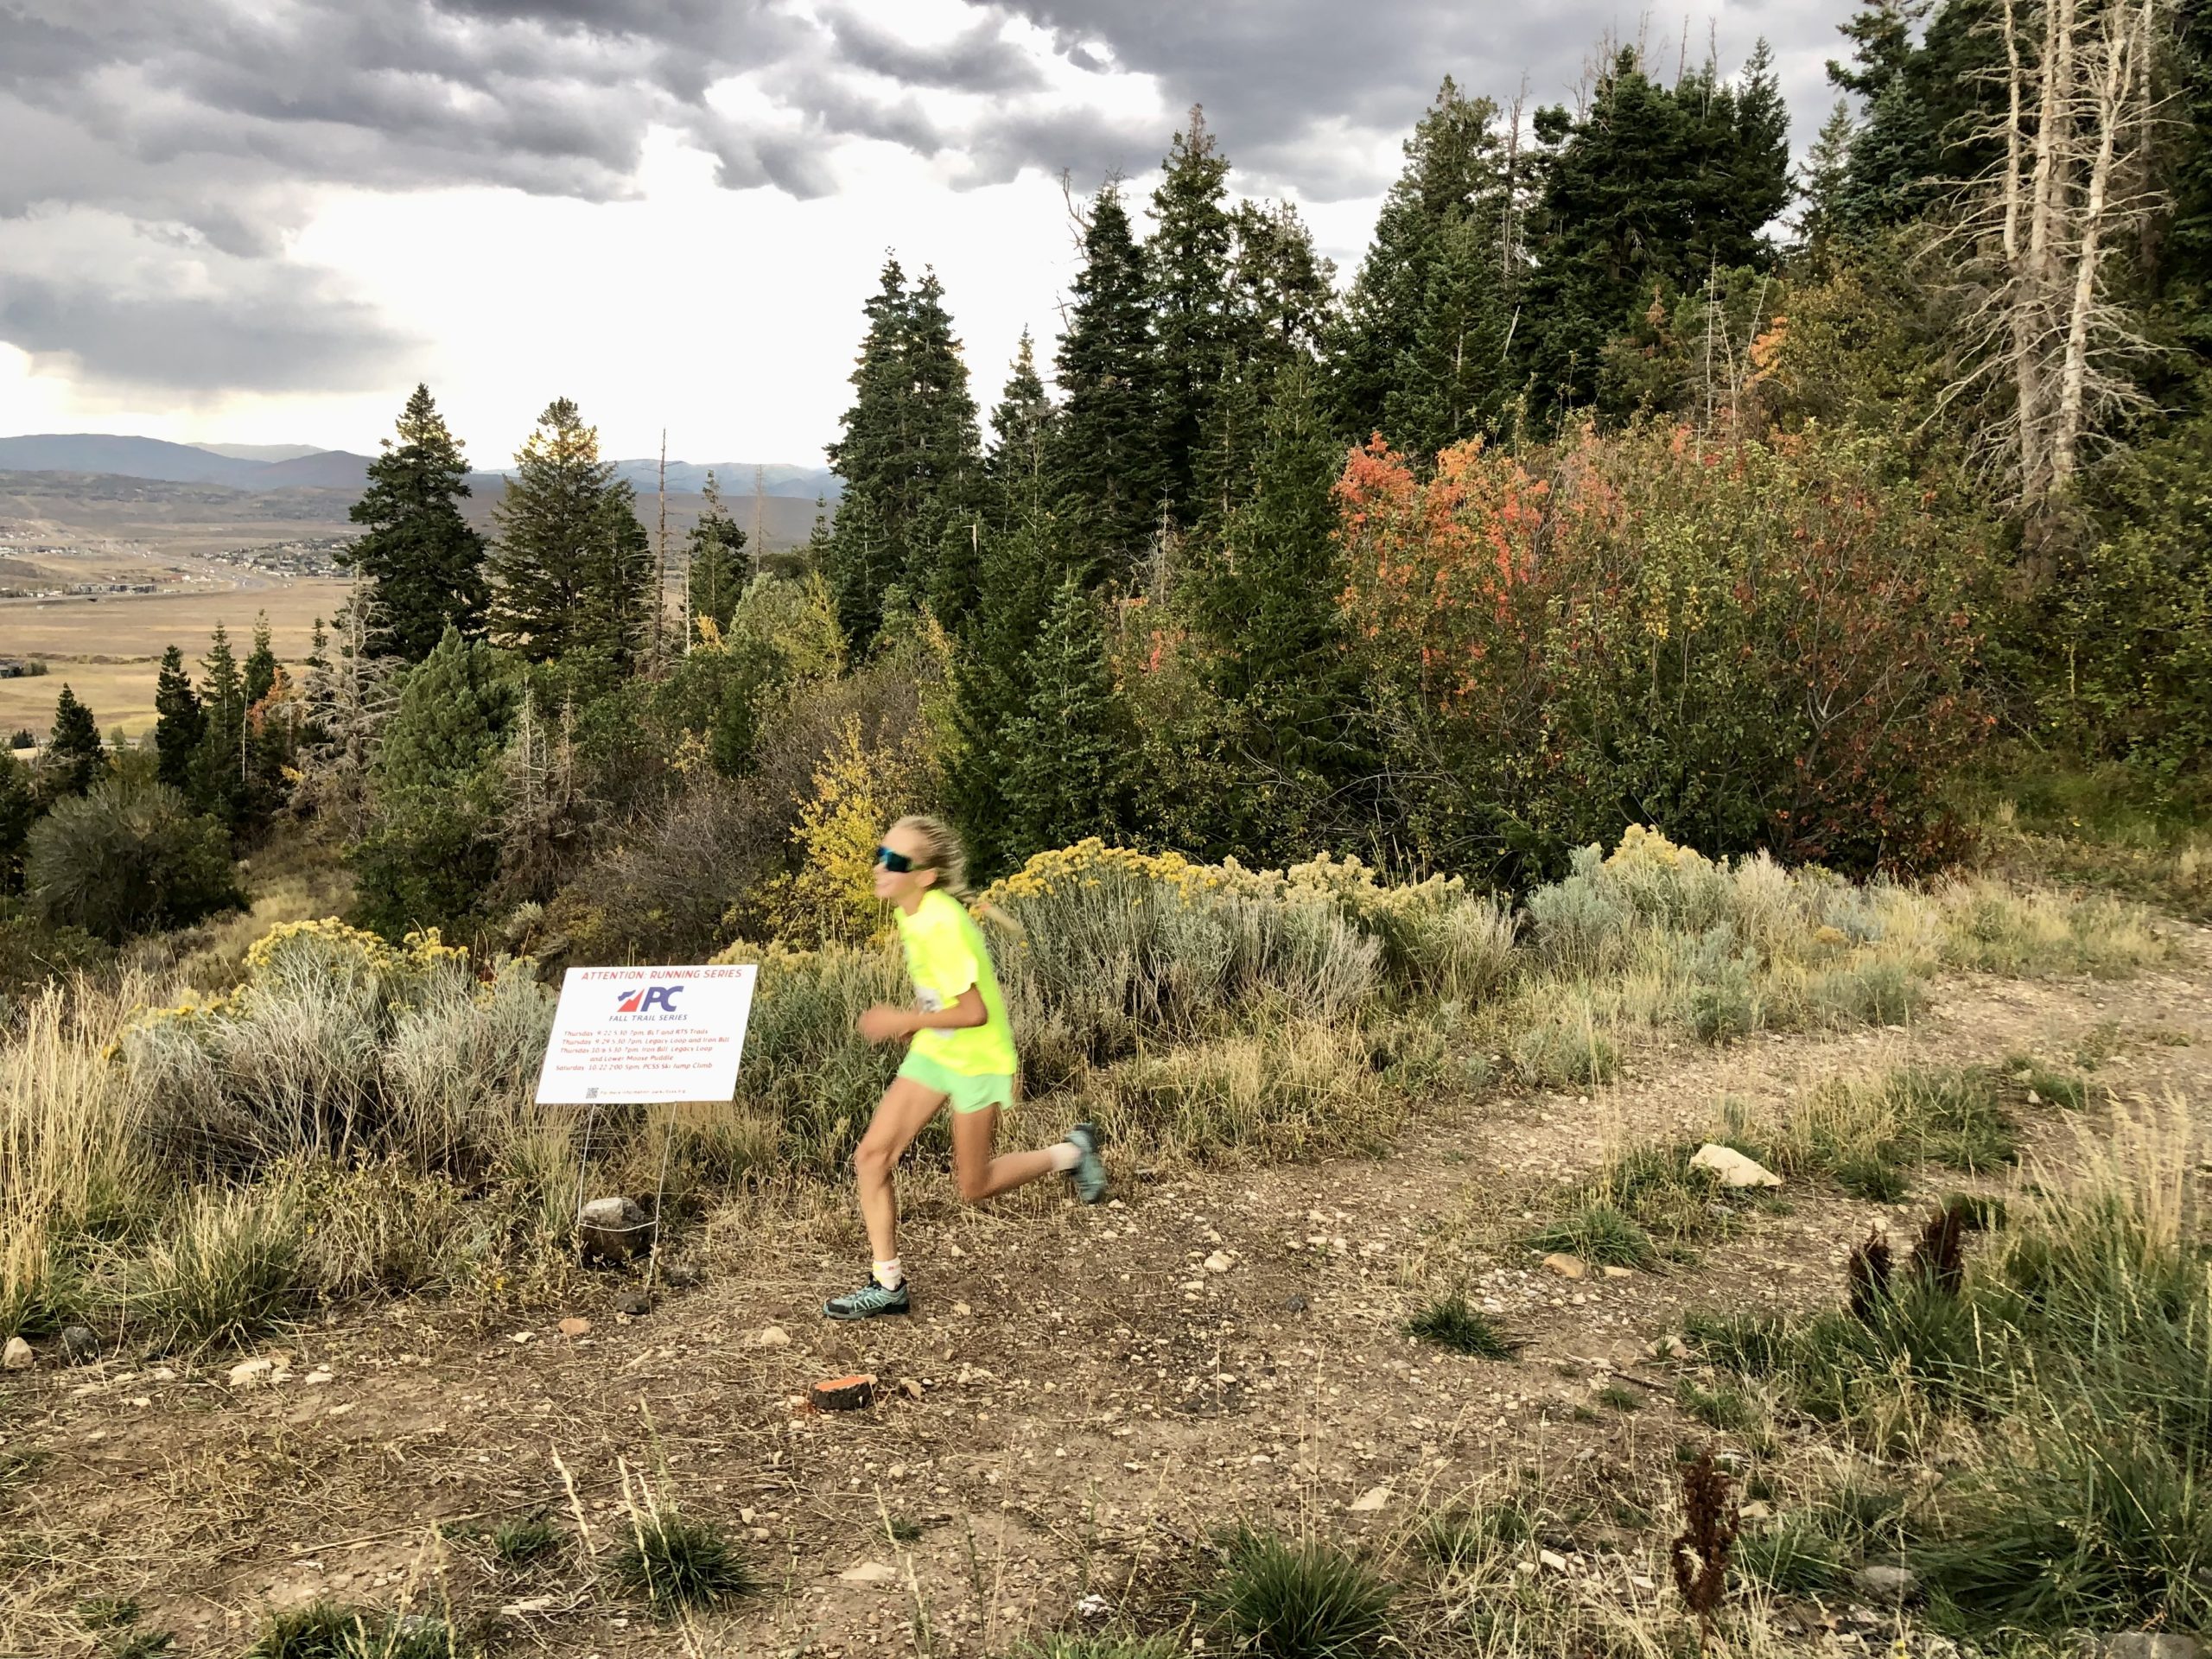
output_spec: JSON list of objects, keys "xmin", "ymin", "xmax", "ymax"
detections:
[{"xmin": 0, "ymin": 434, "xmax": 843, "ymax": 501}]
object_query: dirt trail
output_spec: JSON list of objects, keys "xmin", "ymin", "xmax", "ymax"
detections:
[{"xmin": 6, "ymin": 938, "xmax": 2209, "ymax": 1658}]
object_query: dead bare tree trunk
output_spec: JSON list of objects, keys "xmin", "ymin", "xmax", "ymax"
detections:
[{"xmin": 1953, "ymin": 0, "xmax": 2170, "ymax": 514}]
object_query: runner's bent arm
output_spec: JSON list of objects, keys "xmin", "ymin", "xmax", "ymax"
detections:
[{"xmin": 859, "ymin": 987, "xmax": 988, "ymax": 1044}]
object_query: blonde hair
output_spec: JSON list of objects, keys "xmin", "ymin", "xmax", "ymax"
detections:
[{"xmin": 890, "ymin": 814, "xmax": 1021, "ymax": 932}]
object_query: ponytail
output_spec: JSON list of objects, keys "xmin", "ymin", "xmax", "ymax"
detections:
[{"xmin": 890, "ymin": 813, "xmax": 1026, "ymax": 936}]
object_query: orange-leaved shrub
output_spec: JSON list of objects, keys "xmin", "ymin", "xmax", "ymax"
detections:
[{"xmin": 1336, "ymin": 423, "xmax": 1990, "ymax": 876}]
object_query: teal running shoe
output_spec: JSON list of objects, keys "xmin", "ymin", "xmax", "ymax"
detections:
[
  {"xmin": 1066, "ymin": 1122, "xmax": 1109, "ymax": 1205},
  {"xmin": 823, "ymin": 1279, "xmax": 911, "ymax": 1320}
]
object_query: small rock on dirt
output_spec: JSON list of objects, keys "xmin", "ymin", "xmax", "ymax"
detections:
[
  {"xmin": 839, "ymin": 1560, "xmax": 900, "ymax": 1585},
  {"xmin": 2, "ymin": 1337, "xmax": 32, "ymax": 1371},
  {"xmin": 1539, "ymin": 1548, "xmax": 1569, "ymax": 1572},
  {"xmin": 1077, "ymin": 1592, "xmax": 1112, "ymax": 1620},
  {"xmin": 2088, "ymin": 1638, "xmax": 2202, "ymax": 1659},
  {"xmin": 1689, "ymin": 1143, "xmax": 1783, "ymax": 1189},
  {"xmin": 556, "ymin": 1317, "xmax": 591, "ymax": 1338},
  {"xmin": 661, "ymin": 1262, "xmax": 702, "ymax": 1289},
  {"xmin": 1349, "ymin": 1485, "xmax": 1392, "ymax": 1513},
  {"xmin": 1601, "ymin": 1265, "xmax": 1634, "ymax": 1280},
  {"xmin": 752, "ymin": 1325, "xmax": 791, "ymax": 1349},
  {"xmin": 59, "ymin": 1326, "xmax": 99, "ymax": 1365},
  {"xmin": 1283, "ymin": 1294, "xmax": 1308, "ymax": 1313},
  {"xmin": 1854, "ymin": 1564, "xmax": 1919, "ymax": 1602},
  {"xmin": 615, "ymin": 1290, "xmax": 652, "ymax": 1317},
  {"xmin": 1541, "ymin": 1253, "xmax": 1587, "ymax": 1281},
  {"xmin": 226, "ymin": 1357, "xmax": 278, "ymax": 1388},
  {"xmin": 1204, "ymin": 1250, "xmax": 1235, "ymax": 1274},
  {"xmin": 575, "ymin": 1195, "xmax": 652, "ymax": 1263}
]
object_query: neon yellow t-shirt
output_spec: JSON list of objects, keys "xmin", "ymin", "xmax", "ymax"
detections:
[{"xmin": 894, "ymin": 889, "xmax": 1018, "ymax": 1077}]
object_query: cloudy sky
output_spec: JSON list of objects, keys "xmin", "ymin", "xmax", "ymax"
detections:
[{"xmin": 0, "ymin": 0, "xmax": 1850, "ymax": 467}]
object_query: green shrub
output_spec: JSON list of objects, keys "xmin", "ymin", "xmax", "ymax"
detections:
[
  {"xmin": 1203, "ymin": 1529, "xmax": 1394, "ymax": 1659},
  {"xmin": 1095, "ymin": 1024, "xmax": 1397, "ymax": 1164},
  {"xmin": 1418, "ymin": 1498, "xmax": 1535, "ymax": 1568},
  {"xmin": 25, "ymin": 779, "xmax": 240, "ymax": 943},
  {"xmin": 492, "ymin": 1516, "xmax": 562, "ymax": 1567},
  {"xmin": 243, "ymin": 1602, "xmax": 467, "ymax": 1659},
  {"xmin": 1676, "ymin": 1379, "xmax": 1758, "ymax": 1432},
  {"xmin": 1508, "ymin": 1011, "xmax": 1618, "ymax": 1089}
]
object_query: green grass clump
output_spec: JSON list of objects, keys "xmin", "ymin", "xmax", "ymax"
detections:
[
  {"xmin": 1204, "ymin": 1529, "xmax": 1394, "ymax": 1659},
  {"xmin": 1016, "ymin": 1639, "xmax": 1182, "ymax": 1659},
  {"xmin": 1418, "ymin": 1498, "xmax": 1536, "ymax": 1569},
  {"xmin": 1527, "ymin": 1202, "xmax": 1656, "ymax": 1270},
  {"xmin": 109, "ymin": 1632, "xmax": 176, "ymax": 1659},
  {"xmin": 244, "ymin": 1603, "xmax": 461, "ymax": 1659},
  {"xmin": 613, "ymin": 1510, "xmax": 756, "ymax": 1614},
  {"xmin": 2001, "ymin": 1053, "xmax": 2088, "ymax": 1112},
  {"xmin": 1761, "ymin": 1066, "xmax": 2018, "ymax": 1202},
  {"xmin": 1595, "ymin": 1383, "xmax": 1643, "ymax": 1413},
  {"xmin": 1732, "ymin": 1516, "xmax": 1843, "ymax": 1593},
  {"xmin": 491, "ymin": 1516, "xmax": 562, "ymax": 1567},
  {"xmin": 1676, "ymin": 1379, "xmax": 1758, "ymax": 1432},
  {"xmin": 1405, "ymin": 1295, "xmax": 1517, "ymax": 1359},
  {"xmin": 76, "ymin": 1597, "xmax": 140, "ymax": 1630},
  {"xmin": 1688, "ymin": 1116, "xmax": 2212, "ymax": 1635},
  {"xmin": 124, "ymin": 1186, "xmax": 301, "ymax": 1350}
]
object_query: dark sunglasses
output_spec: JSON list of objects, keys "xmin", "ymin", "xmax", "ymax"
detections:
[{"xmin": 874, "ymin": 845, "xmax": 925, "ymax": 874}]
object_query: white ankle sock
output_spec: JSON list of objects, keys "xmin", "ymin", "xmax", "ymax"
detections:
[
  {"xmin": 1046, "ymin": 1141, "xmax": 1081, "ymax": 1173},
  {"xmin": 873, "ymin": 1258, "xmax": 904, "ymax": 1291}
]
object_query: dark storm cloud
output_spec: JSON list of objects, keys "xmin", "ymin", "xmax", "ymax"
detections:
[
  {"xmin": 0, "ymin": 273, "xmax": 420, "ymax": 394},
  {"xmin": 1, "ymin": 0, "xmax": 1848, "ymax": 394}
]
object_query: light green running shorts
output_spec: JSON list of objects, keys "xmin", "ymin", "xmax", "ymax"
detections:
[{"xmin": 897, "ymin": 1050, "xmax": 1015, "ymax": 1115}]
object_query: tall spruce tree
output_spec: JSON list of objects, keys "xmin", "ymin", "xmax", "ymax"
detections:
[
  {"xmin": 823, "ymin": 259, "xmax": 982, "ymax": 646},
  {"xmin": 152, "ymin": 645, "xmax": 203, "ymax": 791},
  {"xmin": 1521, "ymin": 45, "xmax": 1790, "ymax": 417},
  {"xmin": 351, "ymin": 625, "xmax": 516, "ymax": 936},
  {"xmin": 0, "ymin": 749, "xmax": 32, "ymax": 894},
  {"xmin": 345, "ymin": 384, "xmax": 489, "ymax": 661},
  {"xmin": 42, "ymin": 684, "xmax": 105, "ymax": 799},
  {"xmin": 948, "ymin": 346, "xmax": 1068, "ymax": 871},
  {"xmin": 1052, "ymin": 181, "xmax": 1163, "ymax": 584},
  {"xmin": 1796, "ymin": 99, "xmax": 1859, "ymax": 251},
  {"xmin": 1191, "ymin": 363, "xmax": 1358, "ymax": 795},
  {"xmin": 684, "ymin": 471, "xmax": 749, "ymax": 641},
  {"xmin": 244, "ymin": 613, "xmax": 277, "ymax": 706},
  {"xmin": 1147, "ymin": 107, "xmax": 1238, "ymax": 527},
  {"xmin": 1327, "ymin": 79, "xmax": 1517, "ymax": 454},
  {"xmin": 995, "ymin": 575, "xmax": 1128, "ymax": 864},
  {"xmin": 192, "ymin": 624, "xmax": 249, "ymax": 829},
  {"xmin": 1227, "ymin": 199, "xmax": 1337, "ymax": 374},
  {"xmin": 487, "ymin": 397, "xmax": 654, "ymax": 670}
]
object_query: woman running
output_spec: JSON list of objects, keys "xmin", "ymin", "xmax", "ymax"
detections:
[{"xmin": 823, "ymin": 813, "xmax": 1107, "ymax": 1320}]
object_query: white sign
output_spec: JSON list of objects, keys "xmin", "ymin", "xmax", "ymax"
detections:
[{"xmin": 533, "ymin": 964, "xmax": 759, "ymax": 1105}]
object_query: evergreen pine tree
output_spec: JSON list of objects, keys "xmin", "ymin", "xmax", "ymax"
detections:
[
  {"xmin": 42, "ymin": 684, "xmax": 105, "ymax": 799},
  {"xmin": 1147, "ymin": 106, "xmax": 1237, "ymax": 527},
  {"xmin": 192, "ymin": 624, "xmax": 250, "ymax": 829},
  {"xmin": 1327, "ymin": 78, "xmax": 1515, "ymax": 449},
  {"xmin": 351, "ymin": 625, "xmax": 516, "ymax": 936},
  {"xmin": 345, "ymin": 384, "xmax": 489, "ymax": 662},
  {"xmin": 684, "ymin": 471, "xmax": 750, "ymax": 641},
  {"xmin": 487, "ymin": 398, "xmax": 653, "ymax": 670},
  {"xmin": 1796, "ymin": 99, "xmax": 1859, "ymax": 250},
  {"xmin": 1521, "ymin": 46, "xmax": 1790, "ymax": 418},
  {"xmin": 996, "ymin": 575, "xmax": 1128, "ymax": 863},
  {"xmin": 1052, "ymin": 181, "xmax": 1163, "ymax": 584},
  {"xmin": 903, "ymin": 268, "xmax": 984, "ymax": 620},
  {"xmin": 983, "ymin": 329, "xmax": 1053, "ymax": 528},
  {"xmin": 824, "ymin": 259, "xmax": 982, "ymax": 645},
  {"xmin": 153, "ymin": 645, "xmax": 203, "ymax": 791},
  {"xmin": 1827, "ymin": 0, "xmax": 1926, "ymax": 99},
  {"xmin": 1227, "ymin": 199, "xmax": 1337, "ymax": 376},
  {"xmin": 0, "ymin": 748, "xmax": 33, "ymax": 894},
  {"xmin": 296, "ymin": 594, "xmax": 399, "ymax": 842},
  {"xmin": 245, "ymin": 612, "xmax": 277, "ymax": 706},
  {"xmin": 1191, "ymin": 362, "xmax": 1358, "ymax": 795}
]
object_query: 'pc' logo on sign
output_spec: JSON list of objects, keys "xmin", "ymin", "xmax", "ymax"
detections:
[{"xmin": 613, "ymin": 985, "xmax": 684, "ymax": 1014}]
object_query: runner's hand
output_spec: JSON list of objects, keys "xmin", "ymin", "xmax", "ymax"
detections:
[{"xmin": 857, "ymin": 1005, "xmax": 914, "ymax": 1045}]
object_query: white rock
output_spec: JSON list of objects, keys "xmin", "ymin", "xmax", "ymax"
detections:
[
  {"xmin": 1077, "ymin": 1592, "xmax": 1112, "ymax": 1620},
  {"xmin": 1854, "ymin": 1564, "xmax": 1918, "ymax": 1602},
  {"xmin": 1349, "ymin": 1485, "xmax": 1392, "ymax": 1513},
  {"xmin": 227, "ymin": 1357, "xmax": 278, "ymax": 1389},
  {"xmin": 1689, "ymin": 1143, "xmax": 1783, "ymax": 1189},
  {"xmin": 752, "ymin": 1326, "xmax": 791, "ymax": 1349},
  {"xmin": 1541, "ymin": 1253, "xmax": 1587, "ymax": 1281},
  {"xmin": 1204, "ymin": 1251, "xmax": 1235, "ymax": 1274},
  {"xmin": 302, "ymin": 1370, "xmax": 334, "ymax": 1386},
  {"xmin": 839, "ymin": 1560, "xmax": 901, "ymax": 1585},
  {"xmin": 1539, "ymin": 1548, "xmax": 1568, "ymax": 1572},
  {"xmin": 2, "ymin": 1337, "xmax": 32, "ymax": 1371}
]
